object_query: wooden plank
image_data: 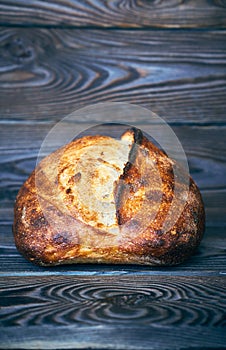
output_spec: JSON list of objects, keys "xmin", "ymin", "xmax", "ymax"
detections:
[
  {"xmin": 0, "ymin": 225, "xmax": 226, "ymax": 275},
  {"xmin": 0, "ymin": 28, "xmax": 226, "ymax": 124},
  {"xmin": 1, "ymin": 276, "xmax": 226, "ymax": 326},
  {"xmin": 1, "ymin": 123, "xmax": 225, "ymax": 224},
  {"xmin": 1, "ymin": 0, "xmax": 226, "ymax": 28},
  {"xmin": 0, "ymin": 276, "xmax": 226, "ymax": 349},
  {"xmin": 1, "ymin": 123, "xmax": 226, "ymax": 168},
  {"xmin": 1, "ymin": 325, "xmax": 226, "ymax": 349}
]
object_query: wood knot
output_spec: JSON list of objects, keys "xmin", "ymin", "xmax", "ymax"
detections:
[{"xmin": 5, "ymin": 36, "xmax": 35, "ymax": 63}]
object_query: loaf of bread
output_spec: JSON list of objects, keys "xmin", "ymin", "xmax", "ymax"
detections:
[{"xmin": 13, "ymin": 127, "xmax": 205, "ymax": 266}]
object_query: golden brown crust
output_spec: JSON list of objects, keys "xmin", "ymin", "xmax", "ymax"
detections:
[{"xmin": 13, "ymin": 128, "xmax": 205, "ymax": 266}]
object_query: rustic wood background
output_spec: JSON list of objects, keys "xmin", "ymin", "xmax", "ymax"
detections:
[{"xmin": 0, "ymin": 1, "xmax": 226, "ymax": 349}]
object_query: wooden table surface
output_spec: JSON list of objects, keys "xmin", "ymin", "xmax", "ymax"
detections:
[{"xmin": 0, "ymin": 1, "xmax": 226, "ymax": 349}]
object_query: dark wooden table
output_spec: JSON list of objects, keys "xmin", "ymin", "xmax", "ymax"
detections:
[{"xmin": 1, "ymin": 1, "xmax": 226, "ymax": 349}]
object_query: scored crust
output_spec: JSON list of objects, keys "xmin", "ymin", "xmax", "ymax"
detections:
[{"xmin": 13, "ymin": 128, "xmax": 205, "ymax": 266}]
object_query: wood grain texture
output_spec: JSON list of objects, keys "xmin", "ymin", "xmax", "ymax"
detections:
[
  {"xmin": 1, "ymin": 3, "xmax": 226, "ymax": 349},
  {"xmin": 1, "ymin": 225, "xmax": 226, "ymax": 275},
  {"xmin": 0, "ymin": 276, "xmax": 226, "ymax": 349},
  {"xmin": 1, "ymin": 325, "xmax": 226, "ymax": 350},
  {"xmin": 0, "ymin": 28, "xmax": 226, "ymax": 124},
  {"xmin": 0, "ymin": 276, "xmax": 226, "ymax": 327},
  {"xmin": 1, "ymin": 0, "xmax": 226, "ymax": 28}
]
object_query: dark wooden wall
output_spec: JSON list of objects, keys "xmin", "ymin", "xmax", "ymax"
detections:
[{"xmin": 0, "ymin": 1, "xmax": 226, "ymax": 349}]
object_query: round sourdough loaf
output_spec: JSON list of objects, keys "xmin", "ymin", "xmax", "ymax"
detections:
[{"xmin": 13, "ymin": 128, "xmax": 205, "ymax": 266}]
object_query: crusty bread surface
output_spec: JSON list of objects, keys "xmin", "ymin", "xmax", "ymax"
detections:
[{"xmin": 13, "ymin": 128, "xmax": 205, "ymax": 266}]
